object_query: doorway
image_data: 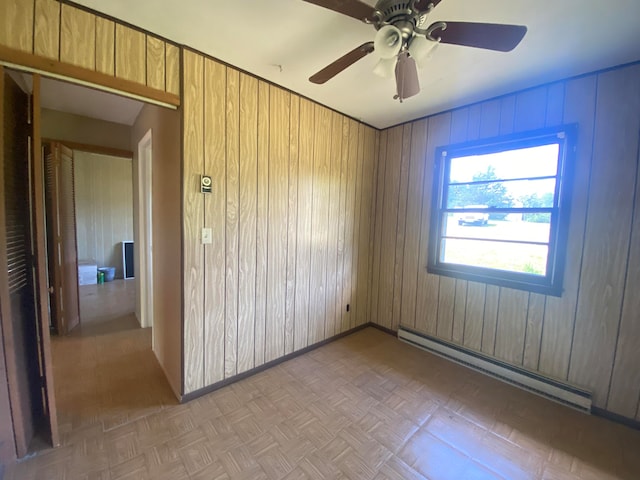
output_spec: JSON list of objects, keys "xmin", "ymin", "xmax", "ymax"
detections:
[{"xmin": 0, "ymin": 68, "xmax": 180, "ymax": 461}]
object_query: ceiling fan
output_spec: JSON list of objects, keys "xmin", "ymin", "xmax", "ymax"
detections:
[{"xmin": 305, "ymin": 0, "xmax": 527, "ymax": 102}]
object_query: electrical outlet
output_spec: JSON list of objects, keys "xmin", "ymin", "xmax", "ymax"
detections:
[{"xmin": 202, "ymin": 228, "xmax": 212, "ymax": 244}]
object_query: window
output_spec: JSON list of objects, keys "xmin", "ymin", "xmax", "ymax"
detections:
[{"xmin": 428, "ymin": 125, "xmax": 576, "ymax": 296}]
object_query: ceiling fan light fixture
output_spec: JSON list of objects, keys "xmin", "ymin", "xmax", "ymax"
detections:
[
  {"xmin": 374, "ymin": 25, "xmax": 403, "ymax": 59},
  {"xmin": 373, "ymin": 57, "xmax": 397, "ymax": 78},
  {"xmin": 395, "ymin": 51, "xmax": 420, "ymax": 102},
  {"xmin": 408, "ymin": 35, "xmax": 438, "ymax": 69}
]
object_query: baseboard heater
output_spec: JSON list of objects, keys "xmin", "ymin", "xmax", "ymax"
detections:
[{"xmin": 397, "ymin": 326, "xmax": 592, "ymax": 413}]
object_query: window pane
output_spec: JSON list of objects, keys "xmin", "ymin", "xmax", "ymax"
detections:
[
  {"xmin": 448, "ymin": 143, "xmax": 559, "ymax": 184},
  {"xmin": 446, "ymin": 178, "xmax": 557, "ymax": 209},
  {"xmin": 441, "ymin": 238, "xmax": 548, "ymax": 276},
  {"xmin": 443, "ymin": 213, "xmax": 551, "ymax": 244}
]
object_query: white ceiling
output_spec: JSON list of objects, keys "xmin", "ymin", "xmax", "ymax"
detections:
[
  {"xmin": 72, "ymin": 0, "xmax": 640, "ymax": 129},
  {"xmin": 38, "ymin": 77, "xmax": 144, "ymax": 126}
]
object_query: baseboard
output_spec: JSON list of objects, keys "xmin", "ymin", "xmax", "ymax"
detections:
[
  {"xmin": 181, "ymin": 322, "xmax": 370, "ymax": 403},
  {"xmin": 369, "ymin": 323, "xmax": 396, "ymax": 336},
  {"xmin": 398, "ymin": 325, "xmax": 592, "ymax": 413},
  {"xmin": 592, "ymin": 407, "xmax": 640, "ymax": 431}
]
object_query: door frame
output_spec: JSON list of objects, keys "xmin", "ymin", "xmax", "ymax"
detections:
[
  {"xmin": 0, "ymin": 69, "xmax": 59, "ymax": 459},
  {"xmin": 30, "ymin": 75, "xmax": 60, "ymax": 447},
  {"xmin": 137, "ymin": 129, "xmax": 153, "ymax": 330}
]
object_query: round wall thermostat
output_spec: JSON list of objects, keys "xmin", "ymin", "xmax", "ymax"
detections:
[{"xmin": 202, "ymin": 176, "xmax": 212, "ymax": 187}]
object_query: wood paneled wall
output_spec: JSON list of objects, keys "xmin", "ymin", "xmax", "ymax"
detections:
[
  {"xmin": 182, "ymin": 50, "xmax": 378, "ymax": 394},
  {"xmin": 371, "ymin": 62, "xmax": 640, "ymax": 418},
  {"xmin": 74, "ymin": 151, "xmax": 133, "ymax": 278},
  {"xmin": 0, "ymin": 0, "xmax": 179, "ymax": 96}
]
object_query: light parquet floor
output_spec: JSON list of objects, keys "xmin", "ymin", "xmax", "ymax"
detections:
[{"xmin": 5, "ymin": 327, "xmax": 640, "ymax": 479}]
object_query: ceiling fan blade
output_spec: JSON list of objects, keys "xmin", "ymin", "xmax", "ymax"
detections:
[
  {"xmin": 431, "ymin": 22, "xmax": 527, "ymax": 52},
  {"xmin": 301, "ymin": 0, "xmax": 376, "ymax": 22},
  {"xmin": 309, "ymin": 42, "xmax": 375, "ymax": 84}
]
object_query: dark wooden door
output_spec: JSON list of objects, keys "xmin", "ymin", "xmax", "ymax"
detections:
[
  {"xmin": 44, "ymin": 142, "xmax": 80, "ymax": 334},
  {"xmin": 0, "ymin": 71, "xmax": 45, "ymax": 457}
]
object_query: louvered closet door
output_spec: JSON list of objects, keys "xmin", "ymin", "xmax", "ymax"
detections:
[
  {"xmin": 0, "ymin": 72, "xmax": 44, "ymax": 458},
  {"xmin": 44, "ymin": 143, "xmax": 80, "ymax": 334}
]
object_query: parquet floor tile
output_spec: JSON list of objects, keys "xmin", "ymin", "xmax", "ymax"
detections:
[{"xmin": 5, "ymin": 323, "xmax": 640, "ymax": 479}]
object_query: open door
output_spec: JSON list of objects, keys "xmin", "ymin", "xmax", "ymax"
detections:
[
  {"xmin": 0, "ymin": 69, "xmax": 58, "ymax": 457},
  {"xmin": 44, "ymin": 142, "xmax": 80, "ymax": 335}
]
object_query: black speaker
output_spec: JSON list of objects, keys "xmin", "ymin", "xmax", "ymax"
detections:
[{"xmin": 122, "ymin": 241, "xmax": 134, "ymax": 279}]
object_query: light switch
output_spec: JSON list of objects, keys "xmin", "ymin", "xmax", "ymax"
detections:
[{"xmin": 202, "ymin": 228, "xmax": 212, "ymax": 244}]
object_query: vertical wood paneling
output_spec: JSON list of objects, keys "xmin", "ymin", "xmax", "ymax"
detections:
[
  {"xmin": 350, "ymin": 125, "xmax": 365, "ymax": 328},
  {"xmin": 378, "ymin": 61, "xmax": 640, "ymax": 416},
  {"xmin": 237, "ymin": 73, "xmax": 258, "ymax": 373},
  {"xmin": 265, "ymin": 86, "xmax": 289, "ymax": 361},
  {"xmin": 349, "ymin": 124, "xmax": 365, "ymax": 329},
  {"xmin": 203, "ymin": 59, "xmax": 226, "ymax": 386},
  {"xmin": 539, "ymin": 76, "xmax": 597, "ymax": 380},
  {"xmin": 293, "ymin": 99, "xmax": 314, "ymax": 349},
  {"xmin": 479, "ymin": 99, "xmax": 501, "ymax": 138},
  {"xmin": 415, "ymin": 114, "xmax": 451, "ymax": 336},
  {"xmin": 356, "ymin": 127, "xmax": 377, "ymax": 326},
  {"xmin": 399, "ymin": 119, "xmax": 428, "ymax": 330},
  {"xmin": 436, "ymin": 277, "xmax": 455, "ymax": 339},
  {"xmin": 336, "ymin": 117, "xmax": 350, "ymax": 332},
  {"xmin": 370, "ymin": 129, "xmax": 388, "ymax": 326},
  {"xmin": 523, "ymin": 294, "xmax": 545, "ymax": 370},
  {"xmin": 0, "ymin": 0, "xmax": 33, "ymax": 52},
  {"xmin": 224, "ymin": 68, "xmax": 239, "ymax": 378},
  {"xmin": 365, "ymin": 131, "xmax": 380, "ymax": 324},
  {"xmin": 341, "ymin": 120, "xmax": 358, "ymax": 332},
  {"xmin": 60, "ymin": 4, "xmax": 95, "ymax": 70},
  {"xmin": 377, "ymin": 126, "xmax": 404, "ymax": 329},
  {"xmin": 452, "ymin": 280, "xmax": 467, "ymax": 344},
  {"xmin": 254, "ymin": 80, "xmax": 269, "ymax": 367},
  {"xmin": 182, "ymin": 50, "xmax": 205, "ymax": 393},
  {"xmin": 3, "ymin": 2, "xmax": 175, "ymax": 97},
  {"xmin": 95, "ymin": 17, "xmax": 115, "ymax": 76},
  {"xmin": 34, "ymin": 0, "xmax": 59, "ymax": 59},
  {"xmin": 391, "ymin": 125, "xmax": 412, "ymax": 331},
  {"xmin": 494, "ymin": 289, "xmax": 529, "ymax": 365},
  {"xmin": 115, "ymin": 24, "xmax": 146, "ymax": 84},
  {"xmin": 607, "ymin": 141, "xmax": 640, "ymax": 417},
  {"xmin": 284, "ymin": 95, "xmax": 300, "ymax": 355},
  {"xmin": 146, "ymin": 36, "xmax": 165, "ymax": 91},
  {"xmin": 463, "ymin": 282, "xmax": 485, "ymax": 351},
  {"xmin": 514, "ymin": 86, "xmax": 547, "ymax": 132},
  {"xmin": 568, "ymin": 65, "xmax": 640, "ymax": 405},
  {"xmin": 545, "ymin": 83, "xmax": 565, "ymax": 126},
  {"xmin": 309, "ymin": 105, "xmax": 330, "ymax": 344},
  {"xmin": 482, "ymin": 285, "xmax": 500, "ymax": 355},
  {"xmin": 325, "ymin": 112, "xmax": 342, "ymax": 337},
  {"xmin": 165, "ymin": 44, "xmax": 180, "ymax": 96}
]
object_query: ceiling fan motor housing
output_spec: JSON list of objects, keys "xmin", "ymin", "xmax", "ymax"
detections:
[{"xmin": 374, "ymin": 0, "xmax": 428, "ymax": 30}]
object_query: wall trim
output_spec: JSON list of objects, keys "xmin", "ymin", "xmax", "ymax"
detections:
[
  {"xmin": 180, "ymin": 323, "xmax": 370, "ymax": 403},
  {"xmin": 42, "ymin": 139, "xmax": 133, "ymax": 158},
  {"xmin": 592, "ymin": 407, "xmax": 640, "ymax": 431},
  {"xmin": 369, "ymin": 322, "xmax": 396, "ymax": 337},
  {"xmin": 0, "ymin": 45, "xmax": 180, "ymax": 109}
]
